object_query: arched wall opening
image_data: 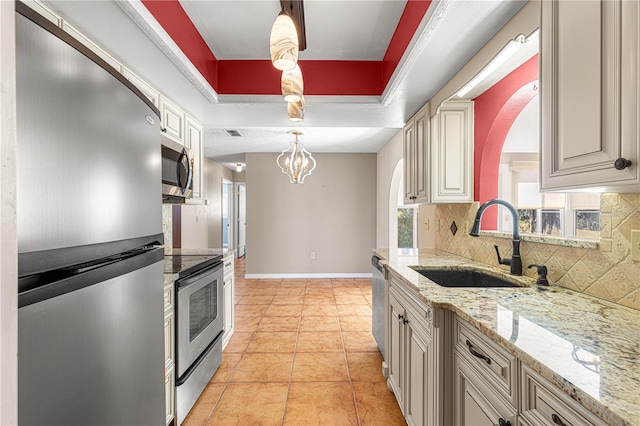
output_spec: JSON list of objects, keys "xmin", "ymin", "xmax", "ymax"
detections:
[
  {"xmin": 388, "ymin": 159, "xmax": 403, "ymax": 250},
  {"xmin": 473, "ymin": 55, "xmax": 538, "ymax": 230}
]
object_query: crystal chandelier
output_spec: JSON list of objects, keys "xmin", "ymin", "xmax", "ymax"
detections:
[{"xmin": 276, "ymin": 131, "xmax": 316, "ymax": 184}]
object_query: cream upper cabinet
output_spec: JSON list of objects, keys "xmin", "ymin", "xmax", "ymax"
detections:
[
  {"xmin": 159, "ymin": 96, "xmax": 185, "ymax": 144},
  {"xmin": 185, "ymin": 116, "xmax": 204, "ymax": 204},
  {"xmin": 431, "ymin": 100, "xmax": 474, "ymax": 203},
  {"xmin": 540, "ymin": 0, "xmax": 640, "ymax": 192},
  {"xmin": 122, "ymin": 68, "xmax": 160, "ymax": 108},
  {"xmin": 404, "ymin": 104, "xmax": 431, "ymax": 204}
]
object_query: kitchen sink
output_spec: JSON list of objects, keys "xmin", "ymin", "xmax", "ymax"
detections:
[{"xmin": 412, "ymin": 268, "xmax": 523, "ymax": 288}]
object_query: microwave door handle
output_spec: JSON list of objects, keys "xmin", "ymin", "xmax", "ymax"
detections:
[
  {"xmin": 185, "ymin": 155, "xmax": 193, "ymax": 193},
  {"xmin": 176, "ymin": 150, "xmax": 191, "ymax": 194}
]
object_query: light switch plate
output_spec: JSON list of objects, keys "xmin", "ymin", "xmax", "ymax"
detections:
[{"xmin": 632, "ymin": 230, "xmax": 640, "ymax": 262}]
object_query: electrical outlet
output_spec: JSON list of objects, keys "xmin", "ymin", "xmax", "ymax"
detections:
[
  {"xmin": 632, "ymin": 230, "xmax": 640, "ymax": 262},
  {"xmin": 310, "ymin": 252, "xmax": 316, "ymax": 260}
]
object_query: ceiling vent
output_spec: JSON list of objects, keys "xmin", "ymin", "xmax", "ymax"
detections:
[{"xmin": 225, "ymin": 130, "xmax": 242, "ymax": 137}]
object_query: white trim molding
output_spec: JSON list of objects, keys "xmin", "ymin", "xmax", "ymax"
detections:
[
  {"xmin": 245, "ymin": 273, "xmax": 372, "ymax": 280},
  {"xmin": 116, "ymin": 0, "xmax": 219, "ymax": 104}
]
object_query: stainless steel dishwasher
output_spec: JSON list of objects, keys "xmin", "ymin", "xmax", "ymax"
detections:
[{"xmin": 371, "ymin": 255, "xmax": 386, "ymax": 360}]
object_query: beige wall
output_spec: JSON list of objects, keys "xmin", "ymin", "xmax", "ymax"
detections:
[
  {"xmin": 181, "ymin": 158, "xmax": 233, "ymax": 249},
  {"xmin": 432, "ymin": 193, "xmax": 640, "ymax": 311},
  {"xmin": 245, "ymin": 152, "xmax": 376, "ymax": 276},
  {"xmin": 376, "ymin": 130, "xmax": 403, "ymax": 248}
]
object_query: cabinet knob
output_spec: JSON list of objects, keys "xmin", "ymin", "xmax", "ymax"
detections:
[
  {"xmin": 614, "ymin": 157, "xmax": 632, "ymax": 170},
  {"xmin": 551, "ymin": 414, "xmax": 567, "ymax": 426},
  {"xmin": 498, "ymin": 418, "xmax": 511, "ymax": 426}
]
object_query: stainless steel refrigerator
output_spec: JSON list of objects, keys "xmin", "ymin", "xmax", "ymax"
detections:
[{"xmin": 16, "ymin": 4, "xmax": 165, "ymax": 425}]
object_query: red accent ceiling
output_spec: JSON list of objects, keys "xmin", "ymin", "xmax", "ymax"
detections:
[
  {"xmin": 141, "ymin": 0, "xmax": 431, "ymax": 96},
  {"xmin": 141, "ymin": 0, "xmax": 219, "ymax": 90}
]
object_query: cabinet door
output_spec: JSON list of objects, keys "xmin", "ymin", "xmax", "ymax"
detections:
[
  {"xmin": 540, "ymin": 0, "xmax": 640, "ymax": 191},
  {"xmin": 404, "ymin": 312, "xmax": 431, "ymax": 426},
  {"xmin": 431, "ymin": 100, "xmax": 474, "ymax": 203},
  {"xmin": 414, "ymin": 107, "xmax": 431, "ymax": 204},
  {"xmin": 185, "ymin": 116, "xmax": 203, "ymax": 204},
  {"xmin": 454, "ymin": 353, "xmax": 517, "ymax": 426},
  {"xmin": 403, "ymin": 118, "xmax": 416, "ymax": 204},
  {"xmin": 159, "ymin": 96, "xmax": 185, "ymax": 143},
  {"xmin": 387, "ymin": 291, "xmax": 405, "ymax": 407}
]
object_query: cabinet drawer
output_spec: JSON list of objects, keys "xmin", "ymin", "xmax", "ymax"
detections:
[
  {"xmin": 163, "ymin": 284, "xmax": 174, "ymax": 313},
  {"xmin": 455, "ymin": 318, "xmax": 518, "ymax": 406},
  {"xmin": 520, "ymin": 365, "xmax": 602, "ymax": 426}
]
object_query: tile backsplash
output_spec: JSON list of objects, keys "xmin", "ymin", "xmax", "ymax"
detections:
[
  {"xmin": 162, "ymin": 204, "xmax": 172, "ymax": 251},
  {"xmin": 434, "ymin": 193, "xmax": 640, "ymax": 311}
]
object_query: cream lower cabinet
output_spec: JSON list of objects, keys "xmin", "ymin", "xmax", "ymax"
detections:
[
  {"xmin": 540, "ymin": 0, "xmax": 640, "ymax": 192},
  {"xmin": 453, "ymin": 317, "xmax": 517, "ymax": 426},
  {"xmin": 454, "ymin": 353, "xmax": 517, "ymax": 426},
  {"xmin": 163, "ymin": 277, "xmax": 176, "ymax": 425},
  {"xmin": 453, "ymin": 315, "xmax": 602, "ymax": 426},
  {"xmin": 386, "ymin": 271, "xmax": 450, "ymax": 426},
  {"xmin": 222, "ymin": 251, "xmax": 235, "ymax": 349}
]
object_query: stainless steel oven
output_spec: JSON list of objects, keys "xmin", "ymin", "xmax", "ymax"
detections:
[{"xmin": 174, "ymin": 257, "xmax": 223, "ymax": 424}]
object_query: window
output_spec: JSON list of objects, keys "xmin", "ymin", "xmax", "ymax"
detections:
[
  {"xmin": 498, "ymin": 96, "xmax": 600, "ymax": 240},
  {"xmin": 397, "ymin": 176, "xmax": 418, "ymax": 249},
  {"xmin": 397, "ymin": 208, "xmax": 417, "ymax": 248}
]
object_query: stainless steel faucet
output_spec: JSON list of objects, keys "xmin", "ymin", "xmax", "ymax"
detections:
[{"xmin": 469, "ymin": 198, "xmax": 522, "ymax": 276}]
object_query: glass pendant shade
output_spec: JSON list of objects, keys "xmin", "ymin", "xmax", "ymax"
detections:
[
  {"xmin": 270, "ymin": 11, "xmax": 299, "ymax": 71},
  {"xmin": 281, "ymin": 65, "xmax": 303, "ymax": 102},
  {"xmin": 287, "ymin": 96, "xmax": 305, "ymax": 122},
  {"xmin": 276, "ymin": 131, "xmax": 316, "ymax": 184}
]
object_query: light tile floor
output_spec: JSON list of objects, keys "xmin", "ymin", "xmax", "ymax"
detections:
[{"xmin": 183, "ymin": 257, "xmax": 406, "ymax": 426}]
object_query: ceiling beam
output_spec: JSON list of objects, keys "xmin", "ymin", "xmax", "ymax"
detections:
[{"xmin": 280, "ymin": 0, "xmax": 306, "ymax": 51}]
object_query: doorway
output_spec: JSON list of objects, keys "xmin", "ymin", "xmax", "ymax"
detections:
[
  {"xmin": 222, "ymin": 179, "xmax": 233, "ymax": 250},
  {"xmin": 235, "ymin": 182, "xmax": 246, "ymax": 258}
]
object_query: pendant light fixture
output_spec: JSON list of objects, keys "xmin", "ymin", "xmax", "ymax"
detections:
[
  {"xmin": 287, "ymin": 96, "xmax": 305, "ymax": 122},
  {"xmin": 276, "ymin": 131, "xmax": 316, "ymax": 184},
  {"xmin": 269, "ymin": 10, "xmax": 299, "ymax": 71},
  {"xmin": 281, "ymin": 64, "xmax": 303, "ymax": 102}
]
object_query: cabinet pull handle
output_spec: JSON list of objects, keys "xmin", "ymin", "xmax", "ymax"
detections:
[
  {"xmin": 398, "ymin": 314, "xmax": 404, "ymax": 321},
  {"xmin": 466, "ymin": 339, "xmax": 491, "ymax": 365},
  {"xmin": 614, "ymin": 157, "xmax": 632, "ymax": 170},
  {"xmin": 498, "ymin": 418, "xmax": 511, "ymax": 426},
  {"xmin": 551, "ymin": 414, "xmax": 567, "ymax": 426},
  {"xmin": 403, "ymin": 318, "xmax": 409, "ymax": 325}
]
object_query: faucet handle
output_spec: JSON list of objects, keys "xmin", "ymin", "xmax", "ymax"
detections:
[
  {"xmin": 527, "ymin": 264, "xmax": 549, "ymax": 285},
  {"xmin": 494, "ymin": 245, "xmax": 511, "ymax": 266}
]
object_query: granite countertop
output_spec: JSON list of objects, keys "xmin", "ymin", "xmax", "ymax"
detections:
[{"xmin": 375, "ymin": 248, "xmax": 640, "ymax": 426}]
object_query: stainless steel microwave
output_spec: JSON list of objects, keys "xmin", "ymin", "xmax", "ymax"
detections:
[{"xmin": 161, "ymin": 136, "xmax": 193, "ymax": 203}]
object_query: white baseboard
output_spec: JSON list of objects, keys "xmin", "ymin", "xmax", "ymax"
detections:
[{"xmin": 244, "ymin": 273, "xmax": 373, "ymax": 279}]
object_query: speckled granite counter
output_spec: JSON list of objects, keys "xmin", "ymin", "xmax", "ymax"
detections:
[{"xmin": 375, "ymin": 248, "xmax": 640, "ymax": 426}]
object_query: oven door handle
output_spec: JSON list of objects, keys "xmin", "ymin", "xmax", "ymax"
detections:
[{"xmin": 176, "ymin": 261, "xmax": 223, "ymax": 289}]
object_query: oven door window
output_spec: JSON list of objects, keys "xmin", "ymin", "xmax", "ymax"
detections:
[{"xmin": 189, "ymin": 280, "xmax": 218, "ymax": 342}]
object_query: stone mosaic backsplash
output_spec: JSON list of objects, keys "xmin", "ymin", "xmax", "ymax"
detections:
[
  {"xmin": 162, "ymin": 204, "xmax": 172, "ymax": 251},
  {"xmin": 433, "ymin": 193, "xmax": 640, "ymax": 311}
]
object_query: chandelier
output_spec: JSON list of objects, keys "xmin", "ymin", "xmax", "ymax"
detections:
[{"xmin": 276, "ymin": 131, "xmax": 316, "ymax": 184}]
